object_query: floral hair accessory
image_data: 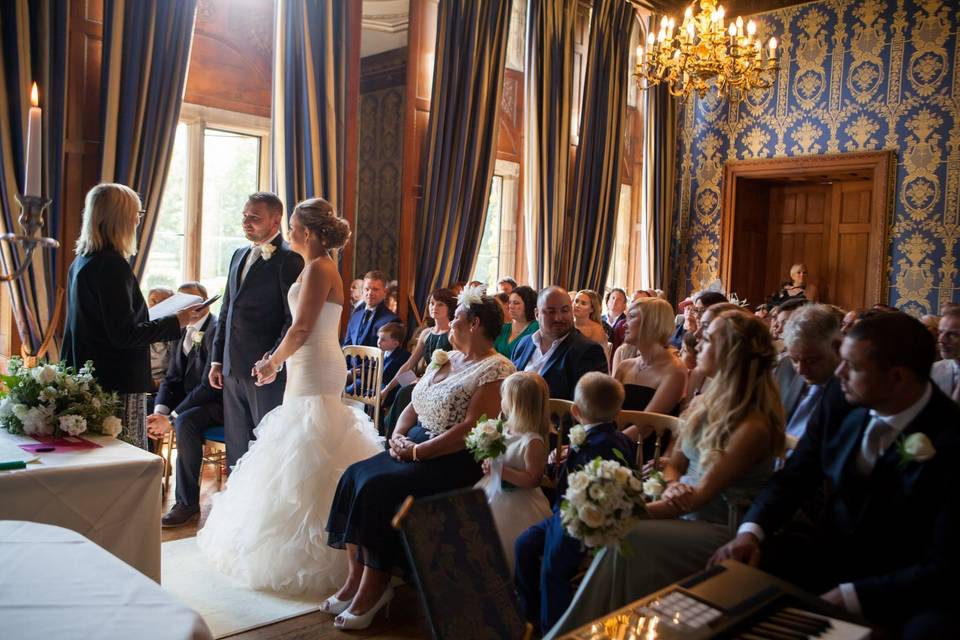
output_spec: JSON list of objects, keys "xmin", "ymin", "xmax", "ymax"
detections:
[{"xmin": 457, "ymin": 285, "xmax": 485, "ymax": 309}]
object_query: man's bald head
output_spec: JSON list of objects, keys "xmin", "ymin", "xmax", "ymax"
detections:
[{"xmin": 537, "ymin": 286, "xmax": 574, "ymax": 341}]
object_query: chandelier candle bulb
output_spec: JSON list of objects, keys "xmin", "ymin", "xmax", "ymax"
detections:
[{"xmin": 747, "ymin": 19, "xmax": 756, "ymax": 35}]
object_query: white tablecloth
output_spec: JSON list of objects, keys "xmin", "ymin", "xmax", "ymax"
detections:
[
  {"xmin": 0, "ymin": 431, "xmax": 162, "ymax": 581},
  {"xmin": 0, "ymin": 521, "xmax": 211, "ymax": 640}
]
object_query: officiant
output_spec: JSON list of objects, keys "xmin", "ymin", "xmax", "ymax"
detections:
[{"xmin": 61, "ymin": 183, "xmax": 206, "ymax": 449}]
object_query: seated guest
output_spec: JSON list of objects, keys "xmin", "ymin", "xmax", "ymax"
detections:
[
  {"xmin": 495, "ymin": 291, "xmax": 510, "ymax": 315},
  {"xmin": 602, "ymin": 288, "xmax": 628, "ymax": 352},
  {"xmin": 776, "ymin": 305, "xmax": 848, "ymax": 448},
  {"xmin": 932, "ymin": 304, "xmax": 959, "ymax": 402},
  {"xmin": 684, "ymin": 302, "xmax": 747, "ymax": 400},
  {"xmin": 324, "ymin": 294, "xmax": 515, "ymax": 630},
  {"xmin": 498, "ymin": 276, "xmax": 517, "ymax": 294},
  {"xmin": 547, "ymin": 312, "xmax": 785, "ymax": 638},
  {"xmin": 679, "ymin": 331, "xmax": 698, "ymax": 370},
  {"xmin": 381, "ymin": 289, "xmax": 455, "ymax": 435},
  {"xmin": 614, "ymin": 297, "xmax": 687, "ymax": 459},
  {"xmin": 711, "ymin": 312, "xmax": 960, "ymax": 637},
  {"xmin": 475, "ymin": 372, "xmax": 552, "ymax": 573},
  {"xmin": 669, "ymin": 291, "xmax": 728, "ymax": 349},
  {"xmin": 515, "ymin": 372, "xmax": 635, "ymax": 635},
  {"xmin": 348, "ymin": 278, "xmax": 363, "ymax": 309},
  {"xmin": 345, "ymin": 322, "xmax": 410, "ymax": 404},
  {"xmin": 495, "ymin": 285, "xmax": 539, "ymax": 356},
  {"xmin": 770, "ymin": 297, "xmax": 809, "ymax": 354},
  {"xmin": 342, "ymin": 270, "xmax": 399, "ymax": 349},
  {"xmin": 572, "ymin": 289, "xmax": 608, "ymax": 346},
  {"xmin": 147, "ymin": 286, "xmax": 176, "ymax": 385},
  {"xmin": 147, "ymin": 282, "xmax": 223, "ymax": 527},
  {"xmin": 771, "ymin": 262, "xmax": 819, "ymax": 305},
  {"xmin": 511, "ymin": 287, "xmax": 608, "ymax": 400},
  {"xmin": 385, "ymin": 280, "xmax": 399, "ymax": 315}
]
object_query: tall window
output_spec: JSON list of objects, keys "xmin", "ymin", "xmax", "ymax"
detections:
[
  {"xmin": 471, "ymin": 161, "xmax": 519, "ymax": 291},
  {"xmin": 141, "ymin": 105, "xmax": 270, "ymax": 309}
]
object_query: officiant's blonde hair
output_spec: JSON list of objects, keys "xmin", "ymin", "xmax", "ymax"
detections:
[{"xmin": 75, "ymin": 183, "xmax": 140, "ymax": 258}]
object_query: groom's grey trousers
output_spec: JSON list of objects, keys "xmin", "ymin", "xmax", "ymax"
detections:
[{"xmin": 223, "ymin": 374, "xmax": 285, "ymax": 467}]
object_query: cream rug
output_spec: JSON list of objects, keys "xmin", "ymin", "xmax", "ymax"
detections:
[{"xmin": 161, "ymin": 537, "xmax": 329, "ymax": 638}]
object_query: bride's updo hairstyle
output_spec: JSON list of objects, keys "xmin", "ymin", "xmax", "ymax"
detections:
[
  {"xmin": 457, "ymin": 287, "xmax": 504, "ymax": 342},
  {"xmin": 293, "ymin": 197, "xmax": 351, "ymax": 250}
]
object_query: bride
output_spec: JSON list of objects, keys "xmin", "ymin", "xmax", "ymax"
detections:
[{"xmin": 197, "ymin": 197, "xmax": 383, "ymax": 595}]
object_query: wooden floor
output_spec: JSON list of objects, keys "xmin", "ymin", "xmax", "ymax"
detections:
[{"xmin": 161, "ymin": 455, "xmax": 431, "ymax": 640}]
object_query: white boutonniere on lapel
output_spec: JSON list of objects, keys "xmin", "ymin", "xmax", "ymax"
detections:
[
  {"xmin": 429, "ymin": 349, "xmax": 449, "ymax": 371},
  {"xmin": 191, "ymin": 331, "xmax": 204, "ymax": 351},
  {"xmin": 898, "ymin": 432, "xmax": 936, "ymax": 466},
  {"xmin": 259, "ymin": 243, "xmax": 276, "ymax": 261},
  {"xmin": 569, "ymin": 424, "xmax": 587, "ymax": 452}
]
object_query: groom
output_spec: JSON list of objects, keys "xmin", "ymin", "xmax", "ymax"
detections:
[{"xmin": 210, "ymin": 192, "xmax": 304, "ymax": 466}]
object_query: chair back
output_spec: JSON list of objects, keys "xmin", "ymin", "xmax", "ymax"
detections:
[
  {"xmin": 614, "ymin": 410, "xmax": 682, "ymax": 469},
  {"xmin": 342, "ymin": 345, "xmax": 384, "ymax": 428},
  {"xmin": 393, "ymin": 489, "xmax": 531, "ymax": 640},
  {"xmin": 543, "ymin": 398, "xmax": 576, "ymax": 489}
]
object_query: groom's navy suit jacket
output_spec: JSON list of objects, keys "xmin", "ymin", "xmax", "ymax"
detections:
[
  {"xmin": 744, "ymin": 385, "xmax": 960, "ymax": 625},
  {"xmin": 212, "ymin": 235, "xmax": 303, "ymax": 378},
  {"xmin": 510, "ymin": 329, "xmax": 608, "ymax": 400},
  {"xmin": 342, "ymin": 301, "xmax": 399, "ymax": 348}
]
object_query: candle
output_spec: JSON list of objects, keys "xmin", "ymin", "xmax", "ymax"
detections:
[{"xmin": 24, "ymin": 82, "xmax": 41, "ymax": 197}]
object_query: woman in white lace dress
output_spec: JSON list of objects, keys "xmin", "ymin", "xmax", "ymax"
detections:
[{"xmin": 324, "ymin": 291, "xmax": 516, "ymax": 630}]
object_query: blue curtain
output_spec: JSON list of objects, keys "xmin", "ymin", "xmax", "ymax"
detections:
[
  {"xmin": 271, "ymin": 0, "xmax": 348, "ymax": 215},
  {"xmin": 0, "ymin": 0, "xmax": 67, "ymax": 357},
  {"xmin": 100, "ymin": 0, "xmax": 198, "ymax": 278},
  {"xmin": 413, "ymin": 0, "xmax": 513, "ymax": 310},
  {"xmin": 559, "ymin": 0, "xmax": 634, "ymax": 292}
]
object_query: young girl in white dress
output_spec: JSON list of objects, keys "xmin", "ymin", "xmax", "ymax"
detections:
[{"xmin": 476, "ymin": 371, "xmax": 552, "ymax": 572}]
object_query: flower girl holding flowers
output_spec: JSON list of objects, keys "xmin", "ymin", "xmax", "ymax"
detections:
[{"xmin": 473, "ymin": 372, "xmax": 552, "ymax": 573}]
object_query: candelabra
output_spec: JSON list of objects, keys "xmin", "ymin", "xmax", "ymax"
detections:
[
  {"xmin": 0, "ymin": 194, "xmax": 60, "ymax": 282},
  {"xmin": 634, "ymin": 0, "xmax": 780, "ymax": 103}
]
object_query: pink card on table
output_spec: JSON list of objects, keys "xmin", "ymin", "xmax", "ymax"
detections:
[{"xmin": 19, "ymin": 435, "xmax": 102, "ymax": 453}]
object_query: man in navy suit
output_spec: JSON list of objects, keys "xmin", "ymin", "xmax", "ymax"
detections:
[
  {"xmin": 515, "ymin": 373, "xmax": 634, "ymax": 634},
  {"xmin": 712, "ymin": 313, "xmax": 960, "ymax": 637},
  {"xmin": 209, "ymin": 193, "xmax": 303, "ymax": 467},
  {"xmin": 342, "ymin": 270, "xmax": 399, "ymax": 350},
  {"xmin": 511, "ymin": 287, "xmax": 608, "ymax": 400},
  {"xmin": 146, "ymin": 282, "xmax": 224, "ymax": 526}
]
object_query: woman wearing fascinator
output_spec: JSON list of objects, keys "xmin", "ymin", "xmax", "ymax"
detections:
[{"xmin": 322, "ymin": 286, "xmax": 516, "ymax": 630}]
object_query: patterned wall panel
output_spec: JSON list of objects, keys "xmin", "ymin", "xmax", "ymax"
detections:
[{"xmin": 672, "ymin": 0, "xmax": 959, "ymax": 314}]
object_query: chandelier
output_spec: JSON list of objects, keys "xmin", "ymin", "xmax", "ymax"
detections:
[{"xmin": 634, "ymin": 0, "xmax": 779, "ymax": 103}]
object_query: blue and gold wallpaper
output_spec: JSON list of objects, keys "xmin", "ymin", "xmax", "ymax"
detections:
[{"xmin": 672, "ymin": 0, "xmax": 959, "ymax": 313}]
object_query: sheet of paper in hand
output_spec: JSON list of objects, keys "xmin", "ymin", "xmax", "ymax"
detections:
[{"xmin": 148, "ymin": 293, "xmax": 203, "ymax": 321}]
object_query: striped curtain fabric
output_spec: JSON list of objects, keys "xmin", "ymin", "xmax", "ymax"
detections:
[
  {"xmin": 522, "ymin": 0, "xmax": 576, "ymax": 290},
  {"xmin": 0, "ymin": 0, "xmax": 67, "ymax": 357},
  {"xmin": 413, "ymin": 0, "xmax": 513, "ymax": 311},
  {"xmin": 641, "ymin": 80, "xmax": 677, "ymax": 293},
  {"xmin": 559, "ymin": 0, "xmax": 634, "ymax": 293},
  {"xmin": 271, "ymin": 0, "xmax": 347, "ymax": 215},
  {"xmin": 99, "ymin": 0, "xmax": 197, "ymax": 278}
]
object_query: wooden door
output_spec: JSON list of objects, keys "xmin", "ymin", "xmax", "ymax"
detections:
[
  {"xmin": 766, "ymin": 184, "xmax": 831, "ymax": 300},
  {"xmin": 826, "ymin": 181, "xmax": 874, "ymax": 310}
]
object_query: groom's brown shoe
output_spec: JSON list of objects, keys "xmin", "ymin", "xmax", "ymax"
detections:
[{"xmin": 162, "ymin": 503, "xmax": 199, "ymax": 528}]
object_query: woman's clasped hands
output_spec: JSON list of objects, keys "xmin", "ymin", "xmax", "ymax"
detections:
[{"xmin": 388, "ymin": 434, "xmax": 416, "ymax": 462}]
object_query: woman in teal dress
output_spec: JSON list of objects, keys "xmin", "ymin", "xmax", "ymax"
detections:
[
  {"xmin": 545, "ymin": 311, "xmax": 785, "ymax": 638},
  {"xmin": 495, "ymin": 285, "xmax": 539, "ymax": 357}
]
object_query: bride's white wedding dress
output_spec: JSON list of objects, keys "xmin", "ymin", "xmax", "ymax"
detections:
[{"xmin": 196, "ymin": 282, "xmax": 383, "ymax": 594}]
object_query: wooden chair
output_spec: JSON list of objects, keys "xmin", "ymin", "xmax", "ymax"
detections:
[
  {"xmin": 342, "ymin": 345, "xmax": 385, "ymax": 429},
  {"xmin": 543, "ymin": 398, "xmax": 576, "ymax": 490},
  {"xmin": 201, "ymin": 426, "xmax": 228, "ymax": 488},
  {"xmin": 156, "ymin": 426, "xmax": 176, "ymax": 494},
  {"xmin": 613, "ymin": 410, "xmax": 682, "ymax": 469},
  {"xmin": 392, "ymin": 489, "xmax": 533, "ymax": 640}
]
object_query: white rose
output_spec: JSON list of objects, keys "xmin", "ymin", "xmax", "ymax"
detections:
[
  {"xmin": 578, "ymin": 504, "xmax": 606, "ymax": 529},
  {"xmin": 101, "ymin": 416, "xmax": 123, "ymax": 438},
  {"xmin": 430, "ymin": 349, "xmax": 449, "ymax": 369},
  {"xmin": 22, "ymin": 406, "xmax": 54, "ymax": 436},
  {"xmin": 58, "ymin": 414, "xmax": 87, "ymax": 437},
  {"xmin": 192, "ymin": 331, "xmax": 204, "ymax": 346},
  {"xmin": 565, "ymin": 488, "xmax": 588, "ymax": 509},
  {"xmin": 613, "ymin": 466, "xmax": 632, "ymax": 485},
  {"xmin": 39, "ymin": 386, "xmax": 58, "ymax": 403},
  {"xmin": 588, "ymin": 483, "xmax": 607, "ymax": 502},
  {"xmin": 12, "ymin": 404, "xmax": 29, "ymax": 419},
  {"xmin": 0, "ymin": 398, "xmax": 12, "ymax": 418},
  {"xmin": 259, "ymin": 243, "xmax": 276, "ymax": 260},
  {"xmin": 903, "ymin": 433, "xmax": 936, "ymax": 462},
  {"xmin": 643, "ymin": 477, "xmax": 666, "ymax": 499},
  {"xmin": 32, "ymin": 365, "xmax": 58, "ymax": 385},
  {"xmin": 569, "ymin": 425, "xmax": 587, "ymax": 450},
  {"xmin": 480, "ymin": 421, "xmax": 498, "ymax": 437},
  {"xmin": 567, "ymin": 471, "xmax": 590, "ymax": 492}
]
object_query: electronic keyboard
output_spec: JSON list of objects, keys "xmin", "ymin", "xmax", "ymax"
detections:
[{"xmin": 558, "ymin": 560, "xmax": 873, "ymax": 639}]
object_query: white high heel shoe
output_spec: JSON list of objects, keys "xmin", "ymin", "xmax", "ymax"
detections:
[
  {"xmin": 318, "ymin": 593, "xmax": 353, "ymax": 615},
  {"xmin": 333, "ymin": 585, "xmax": 394, "ymax": 630}
]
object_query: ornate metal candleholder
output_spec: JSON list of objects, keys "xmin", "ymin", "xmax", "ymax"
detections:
[{"xmin": 0, "ymin": 193, "xmax": 60, "ymax": 282}]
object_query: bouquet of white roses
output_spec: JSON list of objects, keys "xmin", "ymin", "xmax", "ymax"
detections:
[
  {"xmin": 560, "ymin": 456, "xmax": 647, "ymax": 552},
  {"xmin": 0, "ymin": 358, "xmax": 122, "ymax": 439},
  {"xmin": 464, "ymin": 414, "xmax": 507, "ymax": 462}
]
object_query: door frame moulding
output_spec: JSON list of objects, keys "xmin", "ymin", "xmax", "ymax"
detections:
[{"xmin": 719, "ymin": 150, "xmax": 896, "ymax": 307}]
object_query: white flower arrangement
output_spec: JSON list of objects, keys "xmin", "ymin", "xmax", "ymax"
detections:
[
  {"xmin": 642, "ymin": 469, "xmax": 667, "ymax": 501},
  {"xmin": 457, "ymin": 285, "xmax": 485, "ymax": 309},
  {"xmin": 259, "ymin": 243, "xmax": 276, "ymax": 260},
  {"xmin": 898, "ymin": 432, "xmax": 936, "ymax": 464},
  {"xmin": 429, "ymin": 349, "xmax": 449, "ymax": 370},
  {"xmin": 191, "ymin": 331, "xmax": 204, "ymax": 350},
  {"xmin": 560, "ymin": 456, "xmax": 647, "ymax": 552},
  {"xmin": 464, "ymin": 414, "xmax": 507, "ymax": 462},
  {"xmin": 0, "ymin": 358, "xmax": 121, "ymax": 440},
  {"xmin": 569, "ymin": 424, "xmax": 587, "ymax": 451}
]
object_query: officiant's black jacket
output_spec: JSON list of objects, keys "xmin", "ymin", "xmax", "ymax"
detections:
[
  {"xmin": 62, "ymin": 248, "xmax": 181, "ymax": 394},
  {"xmin": 509, "ymin": 328, "xmax": 608, "ymax": 400},
  {"xmin": 156, "ymin": 314, "xmax": 219, "ymax": 411},
  {"xmin": 744, "ymin": 385, "xmax": 960, "ymax": 625}
]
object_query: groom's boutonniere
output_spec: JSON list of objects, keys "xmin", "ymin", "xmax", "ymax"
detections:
[
  {"xmin": 429, "ymin": 349, "xmax": 449, "ymax": 370},
  {"xmin": 569, "ymin": 424, "xmax": 587, "ymax": 452},
  {"xmin": 898, "ymin": 432, "xmax": 936, "ymax": 466},
  {"xmin": 191, "ymin": 331, "xmax": 204, "ymax": 351},
  {"xmin": 259, "ymin": 243, "xmax": 276, "ymax": 260}
]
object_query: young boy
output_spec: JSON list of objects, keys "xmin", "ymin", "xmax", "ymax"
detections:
[
  {"xmin": 345, "ymin": 322, "xmax": 409, "ymax": 402},
  {"xmin": 514, "ymin": 372, "xmax": 635, "ymax": 634}
]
